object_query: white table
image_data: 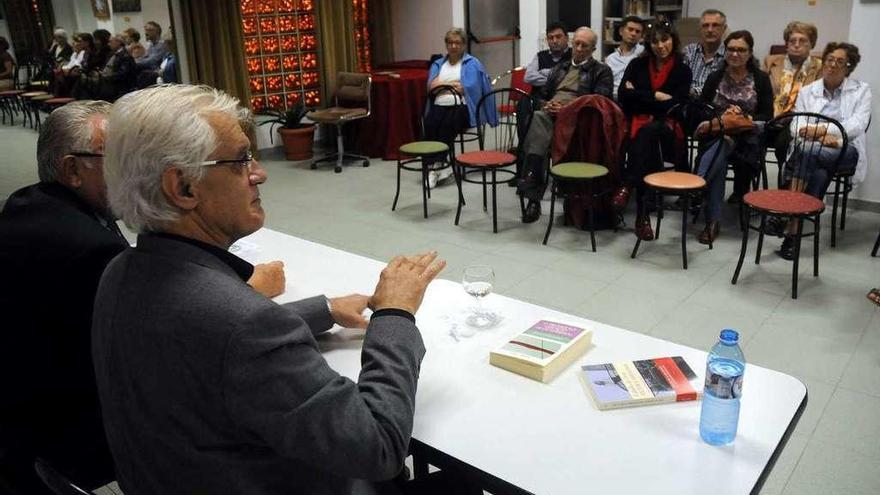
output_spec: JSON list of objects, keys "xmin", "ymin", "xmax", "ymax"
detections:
[{"xmin": 236, "ymin": 228, "xmax": 807, "ymax": 495}]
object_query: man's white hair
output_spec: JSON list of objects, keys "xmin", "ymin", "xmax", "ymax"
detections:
[
  {"xmin": 574, "ymin": 26, "xmax": 597, "ymax": 44},
  {"xmin": 53, "ymin": 28, "xmax": 68, "ymax": 40},
  {"xmin": 37, "ymin": 100, "xmax": 111, "ymax": 183},
  {"xmin": 104, "ymin": 84, "xmax": 252, "ymax": 233}
]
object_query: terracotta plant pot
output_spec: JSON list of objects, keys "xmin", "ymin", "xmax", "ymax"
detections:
[{"xmin": 278, "ymin": 125, "xmax": 316, "ymax": 161}]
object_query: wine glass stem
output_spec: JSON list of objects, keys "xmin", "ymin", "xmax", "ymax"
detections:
[{"xmin": 473, "ymin": 296, "xmax": 482, "ymax": 317}]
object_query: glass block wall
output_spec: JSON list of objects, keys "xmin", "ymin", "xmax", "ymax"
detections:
[{"xmin": 241, "ymin": 0, "xmax": 321, "ymax": 112}]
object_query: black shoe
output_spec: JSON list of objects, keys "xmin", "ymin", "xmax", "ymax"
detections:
[
  {"xmin": 507, "ymin": 177, "xmax": 518, "ymax": 187},
  {"xmin": 776, "ymin": 236, "xmax": 795, "ymax": 261},
  {"xmin": 522, "ymin": 202, "xmax": 541, "ymax": 223},
  {"xmin": 726, "ymin": 193, "xmax": 743, "ymax": 205},
  {"xmin": 763, "ymin": 217, "xmax": 786, "ymax": 238}
]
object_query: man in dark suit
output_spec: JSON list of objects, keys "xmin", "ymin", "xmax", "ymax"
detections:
[
  {"xmin": 0, "ymin": 101, "xmax": 120, "ymax": 494},
  {"xmin": 0, "ymin": 101, "xmax": 286, "ymax": 494},
  {"xmin": 93, "ymin": 84, "xmax": 446, "ymax": 495}
]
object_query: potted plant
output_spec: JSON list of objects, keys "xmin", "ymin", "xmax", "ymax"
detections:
[{"xmin": 258, "ymin": 100, "xmax": 316, "ymax": 161}]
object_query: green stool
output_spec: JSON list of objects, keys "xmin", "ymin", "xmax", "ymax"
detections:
[
  {"xmin": 543, "ymin": 162, "xmax": 610, "ymax": 252},
  {"xmin": 393, "ymin": 140, "xmax": 452, "ymax": 219}
]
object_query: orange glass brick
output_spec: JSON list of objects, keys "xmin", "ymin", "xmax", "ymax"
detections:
[
  {"xmin": 261, "ymin": 37, "xmax": 279, "ymax": 53},
  {"xmin": 246, "ymin": 57, "xmax": 262, "ymax": 74},
  {"xmin": 298, "ymin": 14, "xmax": 315, "ymax": 30},
  {"xmin": 267, "ymin": 94, "xmax": 284, "ymax": 110},
  {"xmin": 251, "ymin": 96, "xmax": 266, "ymax": 112},
  {"xmin": 249, "ymin": 76, "xmax": 265, "ymax": 93},
  {"xmin": 284, "ymin": 73, "xmax": 302, "ymax": 90},
  {"xmin": 258, "ymin": 0, "xmax": 276, "ymax": 14},
  {"xmin": 241, "ymin": 0, "xmax": 257, "ymax": 15},
  {"xmin": 266, "ymin": 76, "xmax": 283, "ymax": 91},
  {"xmin": 282, "ymin": 54, "xmax": 300, "ymax": 70},
  {"xmin": 260, "ymin": 17, "xmax": 278, "ymax": 35},
  {"xmin": 280, "ymin": 35, "xmax": 298, "ymax": 52},
  {"xmin": 278, "ymin": 15, "xmax": 296, "ymax": 32},
  {"xmin": 301, "ymin": 53, "xmax": 317, "ymax": 69},
  {"xmin": 299, "ymin": 0, "xmax": 314, "ymax": 12},
  {"xmin": 277, "ymin": 0, "xmax": 295, "ymax": 12},
  {"xmin": 299, "ymin": 34, "xmax": 316, "ymax": 51},
  {"xmin": 242, "ymin": 17, "xmax": 258, "ymax": 36},
  {"xmin": 264, "ymin": 56, "xmax": 282, "ymax": 73},
  {"xmin": 244, "ymin": 37, "xmax": 260, "ymax": 56}
]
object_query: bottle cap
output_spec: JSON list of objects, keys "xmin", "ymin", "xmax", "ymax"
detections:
[{"xmin": 720, "ymin": 329, "xmax": 739, "ymax": 343}]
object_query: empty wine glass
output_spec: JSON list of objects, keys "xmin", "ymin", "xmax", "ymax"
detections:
[{"xmin": 462, "ymin": 264, "xmax": 497, "ymax": 328}]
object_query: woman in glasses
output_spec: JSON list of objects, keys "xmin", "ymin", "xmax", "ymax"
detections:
[
  {"xmin": 696, "ymin": 30, "xmax": 773, "ymax": 245},
  {"xmin": 764, "ymin": 22, "xmax": 823, "ymax": 119},
  {"xmin": 772, "ymin": 42, "xmax": 871, "ymax": 260}
]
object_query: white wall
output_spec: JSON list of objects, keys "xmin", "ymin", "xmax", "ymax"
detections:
[
  {"xmin": 49, "ymin": 0, "xmax": 171, "ymax": 38},
  {"xmin": 519, "ymin": 0, "xmax": 545, "ymax": 66},
  {"xmin": 848, "ymin": 0, "xmax": 880, "ymax": 205},
  {"xmin": 390, "ymin": 0, "xmax": 455, "ymax": 61},
  {"xmin": 686, "ymin": 0, "xmax": 853, "ymax": 63}
]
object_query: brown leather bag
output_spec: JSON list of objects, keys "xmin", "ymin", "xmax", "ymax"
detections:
[{"xmin": 696, "ymin": 113, "xmax": 756, "ymax": 138}]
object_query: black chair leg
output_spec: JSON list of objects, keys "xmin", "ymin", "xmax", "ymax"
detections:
[
  {"xmin": 841, "ymin": 180, "xmax": 849, "ymax": 230},
  {"xmin": 631, "ymin": 202, "xmax": 643, "ymax": 259},
  {"xmin": 792, "ymin": 219, "xmax": 804, "ymax": 299},
  {"xmin": 392, "ymin": 159, "xmax": 402, "ymax": 211},
  {"xmin": 732, "ymin": 206, "xmax": 750, "ymax": 285},
  {"xmin": 830, "ymin": 178, "xmax": 841, "ymax": 248},
  {"xmin": 588, "ymin": 201, "xmax": 597, "ymax": 253},
  {"xmin": 421, "ymin": 159, "xmax": 428, "ymax": 219},
  {"xmin": 543, "ymin": 186, "xmax": 556, "ymax": 245},
  {"xmin": 455, "ymin": 167, "xmax": 464, "ymax": 226},
  {"xmin": 655, "ymin": 192, "xmax": 664, "ymax": 240},
  {"xmin": 755, "ymin": 215, "xmax": 766, "ymax": 265},
  {"xmin": 872, "ymin": 229, "xmax": 880, "ymax": 257},
  {"xmin": 491, "ymin": 170, "xmax": 498, "ymax": 234},
  {"xmin": 481, "ymin": 170, "xmax": 487, "ymax": 211},
  {"xmin": 680, "ymin": 195, "xmax": 688, "ymax": 269},
  {"xmin": 813, "ymin": 214, "xmax": 820, "ymax": 277}
]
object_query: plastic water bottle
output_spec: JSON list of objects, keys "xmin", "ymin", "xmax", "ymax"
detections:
[{"xmin": 699, "ymin": 329, "xmax": 746, "ymax": 445}]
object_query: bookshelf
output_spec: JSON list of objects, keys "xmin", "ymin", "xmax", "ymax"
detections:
[{"xmin": 601, "ymin": 0, "xmax": 685, "ymax": 57}]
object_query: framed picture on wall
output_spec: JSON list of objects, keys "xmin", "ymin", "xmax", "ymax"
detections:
[
  {"xmin": 91, "ymin": 0, "xmax": 111, "ymax": 19},
  {"xmin": 113, "ymin": 0, "xmax": 142, "ymax": 13}
]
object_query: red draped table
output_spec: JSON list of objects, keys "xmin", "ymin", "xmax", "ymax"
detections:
[{"xmin": 355, "ymin": 68, "xmax": 429, "ymax": 160}]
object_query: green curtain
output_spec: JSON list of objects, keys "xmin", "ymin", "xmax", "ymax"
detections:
[
  {"xmin": 368, "ymin": 0, "xmax": 395, "ymax": 67},
  {"xmin": 316, "ymin": 0, "xmax": 356, "ymax": 107},
  {"xmin": 178, "ymin": 0, "xmax": 251, "ymax": 109}
]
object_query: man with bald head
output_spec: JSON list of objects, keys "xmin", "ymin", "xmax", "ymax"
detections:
[{"xmin": 518, "ymin": 27, "xmax": 613, "ymax": 223}]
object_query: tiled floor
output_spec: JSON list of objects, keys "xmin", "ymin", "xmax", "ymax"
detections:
[{"xmin": 2, "ymin": 122, "xmax": 878, "ymax": 495}]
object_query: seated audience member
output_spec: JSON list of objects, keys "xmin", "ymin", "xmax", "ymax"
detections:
[
  {"xmin": 93, "ymin": 84, "xmax": 445, "ymax": 495},
  {"xmin": 135, "ymin": 21, "xmax": 168, "ymax": 71},
  {"xmin": 123, "ymin": 27, "xmax": 146, "ymax": 59},
  {"xmin": 425, "ymin": 27, "xmax": 496, "ymax": 188},
  {"xmin": 763, "ymin": 21, "xmax": 823, "ymax": 167},
  {"xmin": 93, "ymin": 34, "xmax": 137, "ymax": 101},
  {"xmin": 0, "ymin": 99, "xmax": 290, "ymax": 495},
  {"xmin": 683, "ymin": 9, "xmax": 727, "ymax": 97},
  {"xmin": 696, "ymin": 30, "xmax": 773, "ymax": 244},
  {"xmin": 524, "ymin": 21, "xmax": 571, "ymax": 94},
  {"xmin": 617, "ymin": 24, "xmax": 692, "ymax": 241},
  {"xmin": 54, "ymin": 33, "xmax": 93, "ymax": 96},
  {"xmin": 89, "ymin": 29, "xmax": 112, "ymax": 73},
  {"xmin": 773, "ymin": 42, "xmax": 871, "ymax": 260},
  {"xmin": 0, "ymin": 101, "xmax": 120, "ymax": 495},
  {"xmin": 47, "ymin": 28, "xmax": 73, "ymax": 67},
  {"xmin": 138, "ymin": 35, "xmax": 178, "ymax": 86},
  {"xmin": 605, "ymin": 16, "xmax": 645, "ymax": 98},
  {"xmin": 518, "ymin": 27, "xmax": 613, "ymax": 223},
  {"xmin": 0, "ymin": 37, "xmax": 13, "ymax": 91}
]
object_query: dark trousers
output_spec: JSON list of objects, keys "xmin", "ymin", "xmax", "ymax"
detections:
[
  {"xmin": 625, "ymin": 120, "xmax": 682, "ymax": 212},
  {"xmin": 423, "ymin": 104, "xmax": 468, "ymax": 166}
]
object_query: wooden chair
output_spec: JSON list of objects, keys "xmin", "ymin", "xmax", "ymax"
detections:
[
  {"xmin": 732, "ymin": 112, "xmax": 848, "ymax": 299},
  {"xmin": 306, "ymin": 72, "xmax": 371, "ymax": 173}
]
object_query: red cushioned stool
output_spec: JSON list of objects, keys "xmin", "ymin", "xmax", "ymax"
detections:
[{"xmin": 731, "ymin": 189, "xmax": 825, "ymax": 299}]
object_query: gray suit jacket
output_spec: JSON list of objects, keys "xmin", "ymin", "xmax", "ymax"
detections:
[{"xmin": 92, "ymin": 235, "xmax": 425, "ymax": 495}]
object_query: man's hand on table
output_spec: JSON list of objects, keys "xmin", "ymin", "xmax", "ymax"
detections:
[
  {"xmin": 329, "ymin": 294, "xmax": 370, "ymax": 329},
  {"xmin": 370, "ymin": 251, "xmax": 446, "ymax": 316},
  {"xmin": 248, "ymin": 261, "xmax": 286, "ymax": 298}
]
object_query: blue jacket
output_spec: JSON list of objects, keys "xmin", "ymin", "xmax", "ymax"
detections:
[{"xmin": 428, "ymin": 53, "xmax": 497, "ymax": 127}]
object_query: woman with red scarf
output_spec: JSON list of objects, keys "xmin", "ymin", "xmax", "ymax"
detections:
[{"xmin": 617, "ymin": 24, "xmax": 693, "ymax": 241}]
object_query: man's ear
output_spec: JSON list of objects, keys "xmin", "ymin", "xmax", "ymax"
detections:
[
  {"xmin": 57, "ymin": 155, "xmax": 83, "ymax": 189},
  {"xmin": 161, "ymin": 167, "xmax": 198, "ymax": 211}
]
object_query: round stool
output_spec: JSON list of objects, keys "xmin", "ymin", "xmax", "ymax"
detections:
[{"xmin": 543, "ymin": 162, "xmax": 610, "ymax": 252}]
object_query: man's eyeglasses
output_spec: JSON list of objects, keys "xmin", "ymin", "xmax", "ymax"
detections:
[
  {"xmin": 196, "ymin": 151, "xmax": 255, "ymax": 170},
  {"xmin": 69, "ymin": 151, "xmax": 104, "ymax": 158}
]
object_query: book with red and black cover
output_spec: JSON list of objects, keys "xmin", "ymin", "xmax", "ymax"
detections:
[
  {"xmin": 578, "ymin": 356, "xmax": 701, "ymax": 410},
  {"xmin": 489, "ymin": 319, "xmax": 593, "ymax": 383}
]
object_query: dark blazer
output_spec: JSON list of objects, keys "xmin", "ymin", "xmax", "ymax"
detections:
[
  {"xmin": 92, "ymin": 234, "xmax": 426, "ymax": 495},
  {"xmin": 0, "ymin": 182, "xmax": 125, "ymax": 490},
  {"xmin": 618, "ymin": 55, "xmax": 693, "ymax": 117},
  {"xmin": 700, "ymin": 66, "xmax": 774, "ymax": 122},
  {"xmin": 542, "ymin": 57, "xmax": 614, "ymax": 102}
]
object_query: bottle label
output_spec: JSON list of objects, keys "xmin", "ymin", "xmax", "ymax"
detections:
[{"xmin": 704, "ymin": 369, "xmax": 743, "ymax": 399}]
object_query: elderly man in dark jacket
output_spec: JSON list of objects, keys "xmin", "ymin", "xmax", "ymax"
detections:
[{"xmin": 518, "ymin": 26, "xmax": 613, "ymax": 223}]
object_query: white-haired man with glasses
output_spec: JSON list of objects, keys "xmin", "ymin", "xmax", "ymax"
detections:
[
  {"xmin": 93, "ymin": 84, "xmax": 446, "ymax": 495},
  {"xmin": 0, "ymin": 101, "xmax": 121, "ymax": 494}
]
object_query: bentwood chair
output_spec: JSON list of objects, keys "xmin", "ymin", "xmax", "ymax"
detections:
[
  {"xmin": 732, "ymin": 112, "xmax": 848, "ymax": 299},
  {"xmin": 455, "ymin": 88, "xmax": 535, "ymax": 233},
  {"xmin": 393, "ymin": 85, "xmax": 465, "ymax": 218},
  {"xmin": 306, "ymin": 72, "xmax": 372, "ymax": 173},
  {"xmin": 631, "ymin": 101, "xmax": 721, "ymax": 269}
]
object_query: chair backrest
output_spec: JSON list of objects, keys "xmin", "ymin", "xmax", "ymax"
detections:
[
  {"xmin": 764, "ymin": 111, "xmax": 848, "ymax": 186},
  {"xmin": 424, "ymin": 84, "xmax": 470, "ymax": 158},
  {"xmin": 667, "ymin": 100, "xmax": 724, "ymax": 171},
  {"xmin": 490, "ymin": 67, "xmax": 531, "ymax": 101},
  {"xmin": 335, "ymin": 71, "xmax": 371, "ymax": 111},
  {"xmin": 473, "ymin": 87, "xmax": 536, "ymax": 155},
  {"xmin": 34, "ymin": 459, "xmax": 92, "ymax": 495}
]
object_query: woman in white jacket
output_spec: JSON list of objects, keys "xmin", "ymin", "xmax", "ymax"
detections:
[{"xmin": 775, "ymin": 42, "xmax": 871, "ymax": 260}]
